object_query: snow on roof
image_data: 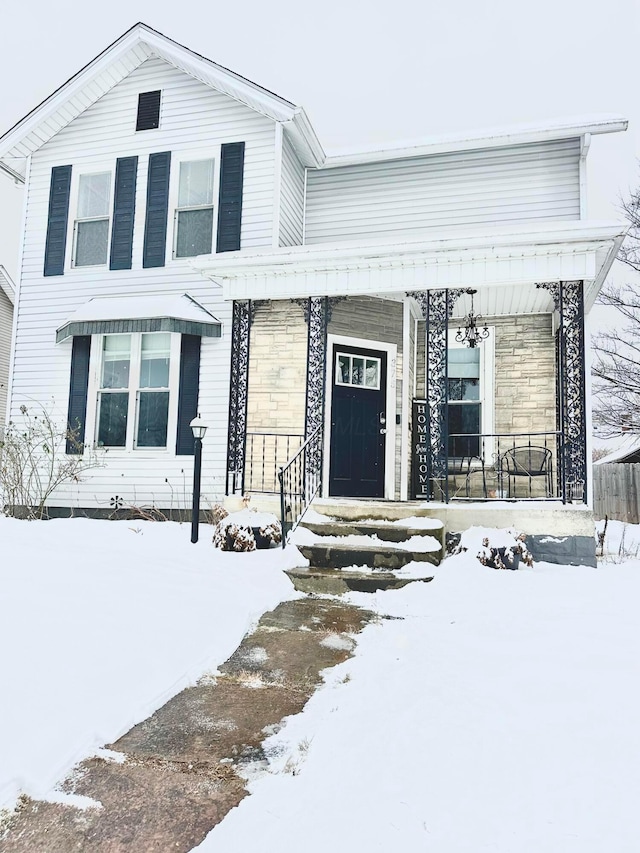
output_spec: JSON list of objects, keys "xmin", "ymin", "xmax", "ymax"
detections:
[
  {"xmin": 594, "ymin": 433, "xmax": 640, "ymax": 464},
  {"xmin": 55, "ymin": 293, "xmax": 221, "ymax": 342}
]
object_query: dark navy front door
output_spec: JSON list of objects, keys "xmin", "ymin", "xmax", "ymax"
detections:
[{"xmin": 328, "ymin": 344, "xmax": 387, "ymax": 498}]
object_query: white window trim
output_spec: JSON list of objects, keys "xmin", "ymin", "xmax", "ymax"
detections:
[
  {"xmin": 323, "ymin": 333, "xmax": 397, "ymax": 501},
  {"xmin": 67, "ymin": 167, "xmax": 116, "ymax": 270},
  {"xmin": 85, "ymin": 332, "xmax": 181, "ymax": 455},
  {"xmin": 447, "ymin": 328, "xmax": 495, "ymax": 461},
  {"xmin": 168, "ymin": 149, "xmax": 221, "ymax": 261}
]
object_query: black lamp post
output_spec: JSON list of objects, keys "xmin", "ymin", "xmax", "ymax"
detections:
[{"xmin": 190, "ymin": 415, "xmax": 207, "ymax": 544}]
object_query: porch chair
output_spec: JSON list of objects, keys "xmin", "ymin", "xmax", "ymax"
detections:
[{"xmin": 500, "ymin": 446, "xmax": 553, "ymax": 498}]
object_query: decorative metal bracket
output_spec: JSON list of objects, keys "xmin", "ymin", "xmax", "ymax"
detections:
[{"xmin": 294, "ymin": 295, "xmax": 347, "ymax": 325}]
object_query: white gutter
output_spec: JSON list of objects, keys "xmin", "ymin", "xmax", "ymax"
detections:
[{"xmin": 321, "ymin": 115, "xmax": 627, "ymax": 169}]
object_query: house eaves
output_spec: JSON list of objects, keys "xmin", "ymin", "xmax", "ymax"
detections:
[
  {"xmin": 0, "ymin": 265, "xmax": 15, "ymax": 305},
  {"xmin": 0, "ymin": 22, "xmax": 325, "ymax": 181},
  {"xmin": 192, "ymin": 220, "xmax": 627, "ymax": 306}
]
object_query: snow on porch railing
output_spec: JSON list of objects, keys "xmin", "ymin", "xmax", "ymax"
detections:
[{"xmin": 278, "ymin": 426, "xmax": 323, "ymax": 548}]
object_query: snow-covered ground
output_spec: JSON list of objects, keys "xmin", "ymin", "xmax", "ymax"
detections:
[
  {"xmin": 0, "ymin": 516, "xmax": 299, "ymax": 812},
  {"xmin": 3, "ymin": 515, "xmax": 640, "ymax": 852},
  {"xmin": 196, "ymin": 526, "xmax": 640, "ymax": 853}
]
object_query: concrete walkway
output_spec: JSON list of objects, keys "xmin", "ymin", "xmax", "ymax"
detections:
[{"xmin": 0, "ymin": 597, "xmax": 375, "ymax": 852}]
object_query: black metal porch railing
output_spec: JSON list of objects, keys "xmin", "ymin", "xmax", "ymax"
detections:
[
  {"xmin": 278, "ymin": 426, "xmax": 323, "ymax": 547},
  {"xmin": 239, "ymin": 432, "xmax": 305, "ymax": 494},
  {"xmin": 429, "ymin": 431, "xmax": 575, "ymax": 502}
]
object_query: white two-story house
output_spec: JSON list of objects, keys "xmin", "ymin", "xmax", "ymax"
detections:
[{"xmin": 0, "ymin": 23, "xmax": 628, "ymax": 563}]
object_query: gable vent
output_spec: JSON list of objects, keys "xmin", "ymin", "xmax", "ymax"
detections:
[{"xmin": 136, "ymin": 90, "xmax": 161, "ymax": 131}]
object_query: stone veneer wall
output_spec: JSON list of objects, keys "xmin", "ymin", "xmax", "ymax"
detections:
[
  {"xmin": 245, "ymin": 300, "xmax": 308, "ymax": 492},
  {"xmin": 415, "ymin": 313, "xmax": 556, "ymax": 434},
  {"xmin": 246, "ymin": 300, "xmax": 308, "ymax": 434},
  {"xmin": 328, "ymin": 296, "xmax": 404, "ymax": 499}
]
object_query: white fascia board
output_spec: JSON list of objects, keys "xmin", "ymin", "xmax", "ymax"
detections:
[
  {"xmin": 282, "ymin": 109, "xmax": 325, "ymax": 168},
  {"xmin": 583, "ymin": 231, "xmax": 626, "ymax": 311},
  {"xmin": 321, "ymin": 115, "xmax": 628, "ymax": 169},
  {"xmin": 0, "ymin": 23, "xmax": 305, "ymax": 175},
  {"xmin": 192, "ymin": 221, "xmax": 626, "ymax": 302}
]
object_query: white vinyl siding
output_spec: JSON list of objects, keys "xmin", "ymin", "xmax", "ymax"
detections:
[
  {"xmin": 279, "ymin": 133, "xmax": 305, "ymax": 246},
  {"xmin": 304, "ymin": 139, "xmax": 580, "ymax": 244},
  {"xmin": 10, "ymin": 57, "xmax": 277, "ymax": 508},
  {"xmin": 0, "ymin": 289, "xmax": 13, "ymax": 426}
]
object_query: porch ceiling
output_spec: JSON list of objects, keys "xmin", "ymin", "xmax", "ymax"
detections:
[{"xmin": 194, "ymin": 221, "xmax": 625, "ymax": 312}]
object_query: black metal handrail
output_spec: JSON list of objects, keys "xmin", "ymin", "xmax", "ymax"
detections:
[{"xmin": 278, "ymin": 426, "xmax": 323, "ymax": 548}]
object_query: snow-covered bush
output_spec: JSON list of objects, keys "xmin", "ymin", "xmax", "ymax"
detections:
[
  {"xmin": 213, "ymin": 508, "xmax": 282, "ymax": 551},
  {"xmin": 451, "ymin": 527, "xmax": 533, "ymax": 570}
]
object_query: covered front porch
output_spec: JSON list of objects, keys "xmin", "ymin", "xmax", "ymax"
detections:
[
  {"xmin": 218, "ymin": 284, "xmax": 585, "ymax": 517},
  {"xmin": 194, "ymin": 221, "xmax": 624, "ymax": 519}
]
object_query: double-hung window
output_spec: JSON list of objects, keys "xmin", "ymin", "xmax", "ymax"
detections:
[
  {"xmin": 73, "ymin": 172, "xmax": 112, "ymax": 266},
  {"xmin": 174, "ymin": 159, "xmax": 215, "ymax": 258},
  {"xmin": 447, "ymin": 332, "xmax": 495, "ymax": 460},
  {"xmin": 96, "ymin": 332, "xmax": 176, "ymax": 450},
  {"xmin": 448, "ymin": 348, "xmax": 481, "ymax": 458}
]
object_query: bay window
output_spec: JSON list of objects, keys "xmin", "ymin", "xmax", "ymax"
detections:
[
  {"xmin": 73, "ymin": 172, "xmax": 112, "ymax": 267},
  {"xmin": 95, "ymin": 332, "xmax": 178, "ymax": 450}
]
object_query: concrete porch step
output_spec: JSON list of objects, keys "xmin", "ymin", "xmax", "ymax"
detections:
[
  {"xmin": 311, "ymin": 498, "xmax": 443, "ymax": 523},
  {"xmin": 297, "ymin": 541, "xmax": 440, "ymax": 570},
  {"xmin": 301, "ymin": 519, "xmax": 445, "ymax": 548},
  {"xmin": 285, "ymin": 567, "xmax": 434, "ymax": 595}
]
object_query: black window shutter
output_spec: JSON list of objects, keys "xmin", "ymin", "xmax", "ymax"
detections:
[
  {"xmin": 66, "ymin": 336, "xmax": 91, "ymax": 455},
  {"xmin": 109, "ymin": 156, "xmax": 138, "ymax": 270},
  {"xmin": 44, "ymin": 165, "xmax": 72, "ymax": 276},
  {"xmin": 143, "ymin": 151, "xmax": 171, "ymax": 268},
  {"xmin": 176, "ymin": 335, "xmax": 201, "ymax": 455},
  {"xmin": 216, "ymin": 142, "xmax": 245, "ymax": 253},
  {"xmin": 136, "ymin": 90, "xmax": 161, "ymax": 131}
]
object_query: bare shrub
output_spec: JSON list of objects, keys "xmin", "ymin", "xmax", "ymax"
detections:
[{"xmin": 0, "ymin": 404, "xmax": 101, "ymax": 519}]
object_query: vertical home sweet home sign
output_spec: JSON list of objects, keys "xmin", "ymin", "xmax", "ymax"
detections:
[{"xmin": 412, "ymin": 399, "xmax": 430, "ymax": 499}]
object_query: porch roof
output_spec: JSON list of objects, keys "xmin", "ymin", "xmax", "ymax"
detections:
[{"xmin": 193, "ymin": 221, "xmax": 626, "ymax": 312}]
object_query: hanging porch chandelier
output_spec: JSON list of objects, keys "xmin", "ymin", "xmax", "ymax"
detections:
[{"xmin": 455, "ymin": 289, "xmax": 490, "ymax": 348}]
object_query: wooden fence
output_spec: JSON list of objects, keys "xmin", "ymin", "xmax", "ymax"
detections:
[{"xmin": 593, "ymin": 464, "xmax": 640, "ymax": 523}]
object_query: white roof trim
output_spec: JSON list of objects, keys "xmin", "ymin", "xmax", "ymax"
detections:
[
  {"xmin": 0, "ymin": 23, "xmax": 325, "ymax": 178},
  {"xmin": 191, "ymin": 221, "xmax": 626, "ymax": 303},
  {"xmin": 321, "ymin": 115, "xmax": 628, "ymax": 169},
  {"xmin": 0, "ymin": 265, "xmax": 15, "ymax": 305}
]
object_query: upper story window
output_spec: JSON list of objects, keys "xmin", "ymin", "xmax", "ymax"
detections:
[
  {"xmin": 175, "ymin": 159, "xmax": 215, "ymax": 258},
  {"xmin": 73, "ymin": 172, "xmax": 112, "ymax": 267},
  {"xmin": 136, "ymin": 90, "xmax": 161, "ymax": 131}
]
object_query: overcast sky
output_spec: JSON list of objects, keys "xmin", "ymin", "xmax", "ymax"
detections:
[{"xmin": 1, "ymin": 0, "xmax": 638, "ymax": 283}]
